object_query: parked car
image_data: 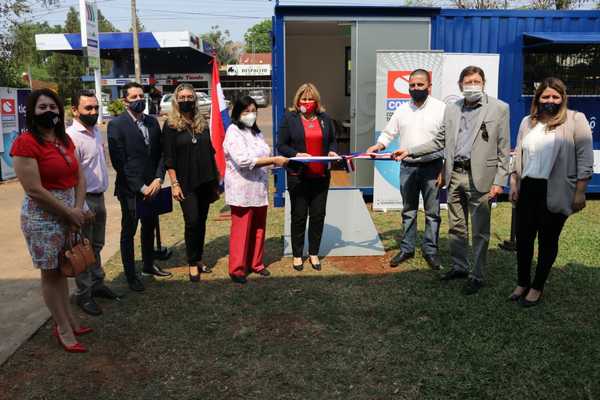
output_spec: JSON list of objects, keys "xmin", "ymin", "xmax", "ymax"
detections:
[
  {"xmin": 160, "ymin": 92, "xmax": 211, "ymax": 117},
  {"xmin": 249, "ymin": 90, "xmax": 268, "ymax": 107}
]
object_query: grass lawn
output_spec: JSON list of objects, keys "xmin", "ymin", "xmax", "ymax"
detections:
[{"xmin": 1, "ymin": 186, "xmax": 599, "ymax": 400}]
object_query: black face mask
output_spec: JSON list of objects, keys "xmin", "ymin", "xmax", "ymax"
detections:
[
  {"xmin": 539, "ymin": 102, "xmax": 560, "ymax": 116},
  {"xmin": 34, "ymin": 111, "xmax": 60, "ymax": 129},
  {"xmin": 409, "ymin": 89, "xmax": 428, "ymax": 103},
  {"xmin": 178, "ymin": 101, "xmax": 196, "ymax": 113},
  {"xmin": 79, "ymin": 113, "xmax": 98, "ymax": 127},
  {"xmin": 128, "ymin": 99, "xmax": 146, "ymax": 114}
]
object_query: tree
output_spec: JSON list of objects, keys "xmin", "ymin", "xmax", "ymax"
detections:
[
  {"xmin": 128, "ymin": 15, "xmax": 144, "ymax": 33},
  {"xmin": 201, "ymin": 25, "xmax": 241, "ymax": 65},
  {"xmin": 243, "ymin": 19, "xmax": 272, "ymax": 53}
]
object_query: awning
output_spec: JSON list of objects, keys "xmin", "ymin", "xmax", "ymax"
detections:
[{"xmin": 523, "ymin": 32, "xmax": 600, "ymax": 47}]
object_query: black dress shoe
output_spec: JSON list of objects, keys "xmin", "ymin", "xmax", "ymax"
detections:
[
  {"xmin": 462, "ymin": 278, "xmax": 483, "ymax": 295},
  {"xmin": 389, "ymin": 251, "xmax": 414, "ymax": 268},
  {"xmin": 258, "ymin": 268, "xmax": 271, "ymax": 276},
  {"xmin": 77, "ymin": 297, "xmax": 102, "ymax": 316},
  {"xmin": 293, "ymin": 262, "xmax": 304, "ymax": 271},
  {"xmin": 519, "ymin": 295, "xmax": 543, "ymax": 308},
  {"xmin": 189, "ymin": 266, "xmax": 200, "ymax": 282},
  {"xmin": 440, "ymin": 268, "xmax": 469, "ymax": 281},
  {"xmin": 142, "ymin": 264, "xmax": 172, "ymax": 277},
  {"xmin": 309, "ymin": 257, "xmax": 321, "ymax": 271},
  {"xmin": 198, "ymin": 264, "xmax": 213, "ymax": 273},
  {"xmin": 92, "ymin": 285, "xmax": 120, "ymax": 300},
  {"xmin": 423, "ymin": 254, "xmax": 442, "ymax": 270},
  {"xmin": 128, "ymin": 278, "xmax": 145, "ymax": 292},
  {"xmin": 508, "ymin": 288, "xmax": 529, "ymax": 302},
  {"xmin": 230, "ymin": 275, "xmax": 247, "ymax": 284}
]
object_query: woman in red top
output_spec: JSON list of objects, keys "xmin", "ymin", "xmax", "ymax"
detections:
[
  {"xmin": 11, "ymin": 89, "xmax": 92, "ymax": 353},
  {"xmin": 277, "ymin": 83, "xmax": 338, "ymax": 271}
]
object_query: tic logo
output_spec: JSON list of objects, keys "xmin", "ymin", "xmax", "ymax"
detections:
[{"xmin": 385, "ymin": 71, "xmax": 411, "ymax": 112}]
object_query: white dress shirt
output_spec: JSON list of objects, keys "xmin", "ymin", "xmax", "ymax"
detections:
[
  {"xmin": 522, "ymin": 122, "xmax": 557, "ymax": 180},
  {"xmin": 66, "ymin": 119, "xmax": 109, "ymax": 194},
  {"xmin": 377, "ymin": 96, "xmax": 446, "ymax": 163}
]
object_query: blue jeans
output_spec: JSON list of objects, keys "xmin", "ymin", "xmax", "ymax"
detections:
[{"xmin": 399, "ymin": 159, "xmax": 443, "ymax": 255}]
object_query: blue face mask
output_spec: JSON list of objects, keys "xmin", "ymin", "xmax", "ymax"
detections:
[{"xmin": 128, "ymin": 99, "xmax": 145, "ymax": 113}]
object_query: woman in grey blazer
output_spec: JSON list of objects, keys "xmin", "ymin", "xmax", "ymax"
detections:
[{"xmin": 509, "ymin": 77, "xmax": 593, "ymax": 307}]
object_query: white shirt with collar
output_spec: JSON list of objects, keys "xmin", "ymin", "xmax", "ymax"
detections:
[
  {"xmin": 66, "ymin": 119, "xmax": 109, "ymax": 194},
  {"xmin": 377, "ymin": 95, "xmax": 446, "ymax": 162}
]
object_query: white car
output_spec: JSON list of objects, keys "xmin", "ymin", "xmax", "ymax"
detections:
[
  {"xmin": 249, "ymin": 90, "xmax": 268, "ymax": 107},
  {"xmin": 160, "ymin": 92, "xmax": 212, "ymax": 116}
]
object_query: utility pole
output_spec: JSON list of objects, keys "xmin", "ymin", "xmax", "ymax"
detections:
[{"xmin": 131, "ymin": 0, "xmax": 141, "ymax": 83}]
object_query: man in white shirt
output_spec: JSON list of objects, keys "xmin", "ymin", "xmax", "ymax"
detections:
[
  {"xmin": 367, "ymin": 69, "xmax": 446, "ymax": 270},
  {"xmin": 67, "ymin": 90, "xmax": 120, "ymax": 316}
]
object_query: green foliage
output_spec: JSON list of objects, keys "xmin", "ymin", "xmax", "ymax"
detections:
[
  {"xmin": 107, "ymin": 98, "xmax": 125, "ymax": 116},
  {"xmin": 243, "ymin": 19, "xmax": 272, "ymax": 53},
  {"xmin": 201, "ymin": 25, "xmax": 241, "ymax": 65}
]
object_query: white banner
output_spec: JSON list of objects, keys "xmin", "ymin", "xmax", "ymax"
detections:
[
  {"xmin": 373, "ymin": 51, "xmax": 500, "ymax": 210},
  {"xmin": 226, "ymin": 64, "xmax": 271, "ymax": 76},
  {"xmin": 80, "ymin": 0, "xmax": 100, "ymax": 69},
  {"xmin": 0, "ymin": 87, "xmax": 19, "ymax": 179}
]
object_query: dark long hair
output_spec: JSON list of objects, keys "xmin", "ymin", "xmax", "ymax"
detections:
[
  {"xmin": 25, "ymin": 89, "xmax": 68, "ymax": 145},
  {"xmin": 231, "ymin": 95, "xmax": 260, "ymax": 135}
]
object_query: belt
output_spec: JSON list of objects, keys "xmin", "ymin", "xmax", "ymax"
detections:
[
  {"xmin": 401, "ymin": 158, "xmax": 443, "ymax": 167},
  {"xmin": 86, "ymin": 192, "xmax": 104, "ymax": 197},
  {"xmin": 453, "ymin": 159, "xmax": 471, "ymax": 171}
]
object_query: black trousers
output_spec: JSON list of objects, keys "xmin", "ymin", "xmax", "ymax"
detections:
[
  {"xmin": 119, "ymin": 196, "xmax": 157, "ymax": 283},
  {"xmin": 516, "ymin": 178, "xmax": 567, "ymax": 291},
  {"xmin": 179, "ymin": 183, "xmax": 212, "ymax": 265},
  {"xmin": 289, "ymin": 176, "xmax": 330, "ymax": 257}
]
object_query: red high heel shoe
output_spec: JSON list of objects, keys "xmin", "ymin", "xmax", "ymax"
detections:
[
  {"xmin": 52, "ymin": 325, "xmax": 88, "ymax": 353},
  {"xmin": 73, "ymin": 326, "xmax": 94, "ymax": 336}
]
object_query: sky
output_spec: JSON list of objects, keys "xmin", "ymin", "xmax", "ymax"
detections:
[{"xmin": 26, "ymin": 0, "xmax": 449, "ymax": 42}]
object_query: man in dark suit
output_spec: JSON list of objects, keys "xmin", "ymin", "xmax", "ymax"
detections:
[{"xmin": 107, "ymin": 82, "xmax": 171, "ymax": 292}]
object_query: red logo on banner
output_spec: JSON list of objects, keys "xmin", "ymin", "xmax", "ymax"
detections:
[
  {"xmin": 387, "ymin": 71, "xmax": 412, "ymax": 99},
  {"xmin": 1, "ymin": 99, "xmax": 16, "ymax": 115}
]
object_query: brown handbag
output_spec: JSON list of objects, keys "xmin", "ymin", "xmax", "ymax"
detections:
[{"xmin": 60, "ymin": 231, "xmax": 96, "ymax": 277}]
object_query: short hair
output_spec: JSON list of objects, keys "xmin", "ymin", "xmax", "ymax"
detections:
[
  {"xmin": 529, "ymin": 77, "xmax": 569, "ymax": 130},
  {"xmin": 288, "ymin": 83, "xmax": 326, "ymax": 113},
  {"xmin": 409, "ymin": 69, "xmax": 431, "ymax": 84},
  {"xmin": 121, "ymin": 82, "xmax": 144, "ymax": 98},
  {"xmin": 25, "ymin": 88, "xmax": 69, "ymax": 146},
  {"xmin": 72, "ymin": 89, "xmax": 97, "ymax": 108},
  {"xmin": 231, "ymin": 95, "xmax": 260, "ymax": 135},
  {"xmin": 458, "ymin": 66, "xmax": 486, "ymax": 83}
]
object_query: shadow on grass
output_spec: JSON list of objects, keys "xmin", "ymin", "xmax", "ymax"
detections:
[{"xmin": 1, "ymin": 259, "xmax": 599, "ymax": 400}]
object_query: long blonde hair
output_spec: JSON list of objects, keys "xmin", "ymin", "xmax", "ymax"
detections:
[
  {"xmin": 529, "ymin": 77, "xmax": 568, "ymax": 131},
  {"xmin": 288, "ymin": 83, "xmax": 326, "ymax": 113},
  {"xmin": 167, "ymin": 83, "xmax": 207, "ymax": 133}
]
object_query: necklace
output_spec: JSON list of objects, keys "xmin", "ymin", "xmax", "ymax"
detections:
[
  {"xmin": 302, "ymin": 115, "xmax": 317, "ymax": 129},
  {"xmin": 189, "ymin": 131, "xmax": 198, "ymax": 144}
]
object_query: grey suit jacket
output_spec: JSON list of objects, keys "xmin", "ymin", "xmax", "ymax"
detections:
[
  {"xmin": 512, "ymin": 110, "xmax": 594, "ymax": 216},
  {"xmin": 409, "ymin": 95, "xmax": 511, "ymax": 193}
]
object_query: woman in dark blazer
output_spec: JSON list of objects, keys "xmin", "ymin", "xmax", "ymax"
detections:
[
  {"xmin": 277, "ymin": 83, "xmax": 338, "ymax": 271},
  {"xmin": 509, "ymin": 77, "xmax": 593, "ymax": 307}
]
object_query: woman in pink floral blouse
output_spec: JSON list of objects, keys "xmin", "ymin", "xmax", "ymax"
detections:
[{"xmin": 223, "ymin": 96, "xmax": 288, "ymax": 284}]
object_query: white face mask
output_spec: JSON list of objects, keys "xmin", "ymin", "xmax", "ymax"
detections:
[
  {"xmin": 462, "ymin": 85, "xmax": 484, "ymax": 102},
  {"xmin": 240, "ymin": 112, "xmax": 257, "ymax": 128}
]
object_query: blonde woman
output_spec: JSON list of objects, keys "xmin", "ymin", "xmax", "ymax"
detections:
[
  {"xmin": 509, "ymin": 77, "xmax": 593, "ymax": 307},
  {"xmin": 163, "ymin": 84, "xmax": 219, "ymax": 282},
  {"xmin": 277, "ymin": 83, "xmax": 338, "ymax": 271}
]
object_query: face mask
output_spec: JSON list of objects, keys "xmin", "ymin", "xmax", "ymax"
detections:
[
  {"xmin": 299, "ymin": 101, "xmax": 316, "ymax": 115},
  {"xmin": 539, "ymin": 102, "xmax": 560, "ymax": 116},
  {"xmin": 128, "ymin": 99, "xmax": 145, "ymax": 113},
  {"xmin": 240, "ymin": 112, "xmax": 257, "ymax": 128},
  {"xmin": 79, "ymin": 113, "xmax": 98, "ymax": 127},
  {"xmin": 462, "ymin": 85, "xmax": 483, "ymax": 102},
  {"xmin": 409, "ymin": 89, "xmax": 428, "ymax": 103},
  {"xmin": 178, "ymin": 101, "xmax": 195, "ymax": 113},
  {"xmin": 34, "ymin": 111, "xmax": 60, "ymax": 129}
]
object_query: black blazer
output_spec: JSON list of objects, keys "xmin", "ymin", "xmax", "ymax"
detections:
[
  {"xmin": 276, "ymin": 111, "xmax": 337, "ymax": 184},
  {"xmin": 107, "ymin": 111, "xmax": 165, "ymax": 198}
]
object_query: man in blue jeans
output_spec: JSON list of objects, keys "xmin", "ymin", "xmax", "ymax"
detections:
[{"xmin": 367, "ymin": 69, "xmax": 446, "ymax": 269}]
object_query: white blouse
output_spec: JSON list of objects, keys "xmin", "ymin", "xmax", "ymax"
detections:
[
  {"xmin": 522, "ymin": 122, "xmax": 556, "ymax": 180},
  {"xmin": 223, "ymin": 124, "xmax": 271, "ymax": 208}
]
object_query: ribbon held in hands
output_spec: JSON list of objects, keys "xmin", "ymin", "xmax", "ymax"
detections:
[{"xmin": 288, "ymin": 152, "xmax": 395, "ymax": 173}]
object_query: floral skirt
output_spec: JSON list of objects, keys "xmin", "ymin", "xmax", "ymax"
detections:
[{"xmin": 20, "ymin": 189, "xmax": 74, "ymax": 270}]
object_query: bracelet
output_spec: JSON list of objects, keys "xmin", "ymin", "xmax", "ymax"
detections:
[{"xmin": 172, "ymin": 181, "xmax": 180, "ymax": 187}]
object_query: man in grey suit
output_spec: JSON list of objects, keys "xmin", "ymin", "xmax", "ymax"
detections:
[{"xmin": 393, "ymin": 66, "xmax": 510, "ymax": 295}]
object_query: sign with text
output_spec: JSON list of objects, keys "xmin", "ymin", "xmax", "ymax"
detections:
[
  {"xmin": 226, "ymin": 64, "xmax": 271, "ymax": 76},
  {"xmin": 80, "ymin": 0, "xmax": 100, "ymax": 69}
]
